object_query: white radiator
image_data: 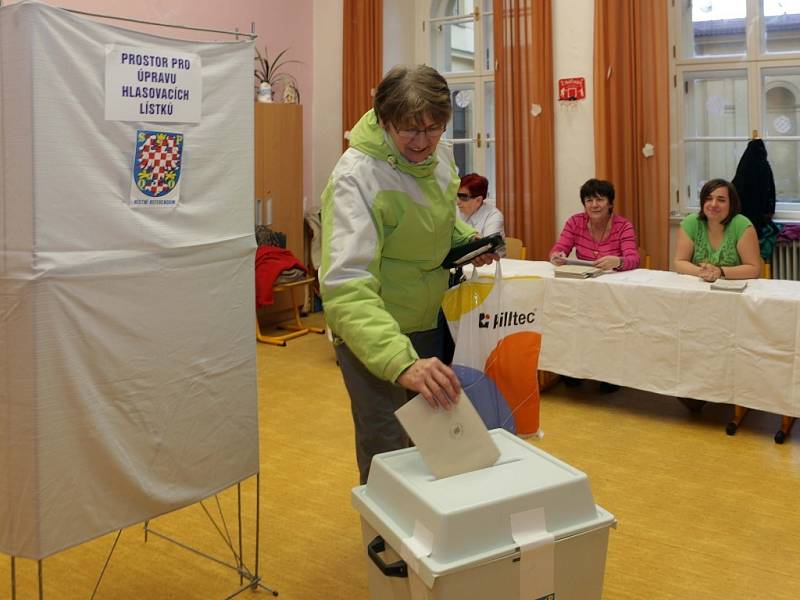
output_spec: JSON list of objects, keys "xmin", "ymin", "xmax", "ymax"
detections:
[{"xmin": 772, "ymin": 241, "xmax": 800, "ymax": 280}]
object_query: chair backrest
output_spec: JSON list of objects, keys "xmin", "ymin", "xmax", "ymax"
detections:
[
  {"xmin": 637, "ymin": 247, "xmax": 651, "ymax": 269},
  {"xmin": 505, "ymin": 237, "xmax": 526, "ymax": 260}
]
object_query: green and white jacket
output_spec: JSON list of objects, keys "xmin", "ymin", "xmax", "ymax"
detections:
[{"xmin": 320, "ymin": 109, "xmax": 476, "ymax": 383}]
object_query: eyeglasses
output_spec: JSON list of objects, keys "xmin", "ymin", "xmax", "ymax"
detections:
[
  {"xmin": 393, "ymin": 123, "xmax": 446, "ymax": 141},
  {"xmin": 456, "ymin": 193, "xmax": 473, "ymax": 201}
]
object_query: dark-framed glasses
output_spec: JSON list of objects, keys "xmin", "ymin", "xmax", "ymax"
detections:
[
  {"xmin": 394, "ymin": 123, "xmax": 446, "ymax": 141},
  {"xmin": 456, "ymin": 193, "xmax": 472, "ymax": 201}
]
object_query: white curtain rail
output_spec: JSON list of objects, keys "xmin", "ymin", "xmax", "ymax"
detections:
[{"xmin": 64, "ymin": 7, "xmax": 258, "ymax": 40}]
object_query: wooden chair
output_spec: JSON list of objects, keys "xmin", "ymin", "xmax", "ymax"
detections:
[
  {"xmin": 256, "ymin": 277, "xmax": 325, "ymax": 346},
  {"xmin": 725, "ymin": 406, "xmax": 796, "ymax": 443},
  {"xmin": 637, "ymin": 247, "xmax": 651, "ymax": 269},
  {"xmin": 504, "ymin": 237, "xmax": 527, "ymax": 260},
  {"xmin": 537, "ymin": 370, "xmax": 560, "ymax": 392},
  {"xmin": 726, "ymin": 261, "xmax": 795, "ymax": 442}
]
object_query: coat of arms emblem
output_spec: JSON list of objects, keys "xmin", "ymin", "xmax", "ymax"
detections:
[{"xmin": 132, "ymin": 130, "xmax": 183, "ymax": 200}]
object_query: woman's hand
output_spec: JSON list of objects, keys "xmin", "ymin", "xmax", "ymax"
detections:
[
  {"xmin": 698, "ymin": 262, "xmax": 722, "ymax": 282},
  {"xmin": 550, "ymin": 252, "xmax": 567, "ymax": 266},
  {"xmin": 397, "ymin": 358, "xmax": 461, "ymax": 410},
  {"xmin": 594, "ymin": 255, "xmax": 622, "ymax": 270},
  {"xmin": 471, "ymin": 252, "xmax": 499, "ymax": 267}
]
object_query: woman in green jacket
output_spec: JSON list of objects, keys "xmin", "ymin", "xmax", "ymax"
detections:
[{"xmin": 320, "ymin": 65, "xmax": 496, "ymax": 484}]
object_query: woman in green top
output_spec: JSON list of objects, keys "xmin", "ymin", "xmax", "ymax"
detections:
[{"xmin": 674, "ymin": 178, "xmax": 762, "ymax": 282}]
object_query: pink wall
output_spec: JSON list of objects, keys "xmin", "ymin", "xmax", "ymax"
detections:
[{"xmin": 5, "ymin": 0, "xmax": 314, "ymax": 202}]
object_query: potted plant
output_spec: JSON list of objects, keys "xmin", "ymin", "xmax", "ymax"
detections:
[{"xmin": 254, "ymin": 46, "xmax": 301, "ymax": 103}]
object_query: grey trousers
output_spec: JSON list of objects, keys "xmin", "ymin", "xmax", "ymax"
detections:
[{"xmin": 335, "ymin": 327, "xmax": 444, "ymax": 485}]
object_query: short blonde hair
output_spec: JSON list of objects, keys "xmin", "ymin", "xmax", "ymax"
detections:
[{"xmin": 373, "ymin": 65, "xmax": 451, "ymax": 129}]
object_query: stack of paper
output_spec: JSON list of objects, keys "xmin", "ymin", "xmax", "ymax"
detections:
[
  {"xmin": 710, "ymin": 279, "xmax": 748, "ymax": 292},
  {"xmin": 554, "ymin": 265, "xmax": 603, "ymax": 279},
  {"xmin": 564, "ymin": 258, "xmax": 596, "ymax": 267}
]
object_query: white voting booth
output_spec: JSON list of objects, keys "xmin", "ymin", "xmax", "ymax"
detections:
[{"xmin": 0, "ymin": 1, "xmax": 258, "ymax": 562}]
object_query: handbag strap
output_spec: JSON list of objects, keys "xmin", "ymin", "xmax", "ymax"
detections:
[{"xmin": 467, "ymin": 259, "xmax": 503, "ymax": 282}]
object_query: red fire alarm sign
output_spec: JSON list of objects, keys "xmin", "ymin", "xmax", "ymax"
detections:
[{"xmin": 558, "ymin": 77, "xmax": 586, "ymax": 101}]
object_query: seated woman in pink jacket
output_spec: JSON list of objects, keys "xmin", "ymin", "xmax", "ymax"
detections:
[
  {"xmin": 549, "ymin": 179, "xmax": 640, "ymax": 271},
  {"xmin": 549, "ymin": 179, "xmax": 639, "ymax": 393}
]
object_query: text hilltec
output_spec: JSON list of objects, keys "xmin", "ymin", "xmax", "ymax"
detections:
[{"xmin": 478, "ymin": 311, "xmax": 536, "ymax": 329}]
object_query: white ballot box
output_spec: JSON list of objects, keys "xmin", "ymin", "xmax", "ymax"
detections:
[{"xmin": 352, "ymin": 429, "xmax": 615, "ymax": 600}]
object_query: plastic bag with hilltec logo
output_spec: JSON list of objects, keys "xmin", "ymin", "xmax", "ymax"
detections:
[{"xmin": 442, "ymin": 262, "xmax": 544, "ymax": 435}]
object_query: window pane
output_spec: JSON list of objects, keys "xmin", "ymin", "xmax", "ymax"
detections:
[
  {"xmin": 484, "ymin": 80, "xmax": 495, "ymax": 136},
  {"xmin": 452, "ymin": 142, "xmax": 475, "ymax": 177},
  {"xmin": 483, "ymin": 0, "xmax": 494, "ymax": 72},
  {"xmin": 763, "ymin": 69, "xmax": 800, "ymax": 136},
  {"xmin": 682, "ymin": 0, "xmax": 746, "ymax": 57},
  {"xmin": 485, "ymin": 143, "xmax": 496, "ymax": 199},
  {"xmin": 764, "ymin": 0, "xmax": 800, "ymax": 53},
  {"xmin": 447, "ymin": 83, "xmax": 475, "ymax": 177},
  {"xmin": 765, "ymin": 141, "xmax": 800, "ymax": 203},
  {"xmin": 484, "ymin": 80, "xmax": 496, "ymax": 198},
  {"xmin": 447, "ymin": 84, "xmax": 475, "ymax": 141},
  {"xmin": 684, "ymin": 140, "xmax": 747, "ymax": 204},
  {"xmin": 685, "ymin": 71, "xmax": 748, "ymax": 137},
  {"xmin": 429, "ymin": 1, "xmax": 475, "ymax": 74}
]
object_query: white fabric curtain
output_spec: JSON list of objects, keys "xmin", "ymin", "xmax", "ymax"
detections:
[{"xmin": 0, "ymin": 2, "xmax": 258, "ymax": 559}]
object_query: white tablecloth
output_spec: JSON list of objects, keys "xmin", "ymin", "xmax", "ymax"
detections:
[{"xmin": 474, "ymin": 260, "xmax": 800, "ymax": 417}]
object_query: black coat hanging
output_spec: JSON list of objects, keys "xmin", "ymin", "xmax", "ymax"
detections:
[{"xmin": 731, "ymin": 138, "xmax": 776, "ymax": 233}]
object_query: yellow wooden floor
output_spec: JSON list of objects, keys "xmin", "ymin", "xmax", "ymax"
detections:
[{"xmin": 3, "ymin": 313, "xmax": 800, "ymax": 598}]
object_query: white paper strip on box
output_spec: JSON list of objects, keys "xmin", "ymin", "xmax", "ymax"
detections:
[{"xmin": 0, "ymin": 2, "xmax": 258, "ymax": 559}]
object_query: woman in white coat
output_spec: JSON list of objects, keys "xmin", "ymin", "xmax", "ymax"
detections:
[{"xmin": 457, "ymin": 173, "xmax": 504, "ymax": 238}]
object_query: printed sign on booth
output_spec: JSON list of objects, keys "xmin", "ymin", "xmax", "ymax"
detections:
[{"xmin": 105, "ymin": 45, "xmax": 201, "ymax": 122}]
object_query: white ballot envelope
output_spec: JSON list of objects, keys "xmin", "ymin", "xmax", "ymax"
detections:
[{"xmin": 395, "ymin": 391, "xmax": 501, "ymax": 479}]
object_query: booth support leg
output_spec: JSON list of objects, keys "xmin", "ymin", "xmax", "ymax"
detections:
[
  {"xmin": 254, "ymin": 471, "xmax": 261, "ymax": 586},
  {"xmin": 237, "ymin": 482, "xmax": 243, "ymax": 586},
  {"xmin": 37, "ymin": 559, "xmax": 43, "ymax": 600}
]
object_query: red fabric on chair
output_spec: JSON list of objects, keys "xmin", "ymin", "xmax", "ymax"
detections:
[{"xmin": 255, "ymin": 246, "xmax": 307, "ymax": 307}]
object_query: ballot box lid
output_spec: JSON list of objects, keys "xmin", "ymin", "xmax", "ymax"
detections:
[{"xmin": 352, "ymin": 429, "xmax": 614, "ymax": 583}]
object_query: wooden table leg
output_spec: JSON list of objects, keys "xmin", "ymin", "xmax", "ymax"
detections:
[
  {"xmin": 726, "ymin": 405, "xmax": 749, "ymax": 436},
  {"xmin": 775, "ymin": 416, "xmax": 796, "ymax": 444}
]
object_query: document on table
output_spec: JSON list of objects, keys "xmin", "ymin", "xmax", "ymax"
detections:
[
  {"xmin": 554, "ymin": 264, "xmax": 603, "ymax": 278},
  {"xmin": 710, "ymin": 279, "xmax": 748, "ymax": 292},
  {"xmin": 395, "ymin": 390, "xmax": 500, "ymax": 479},
  {"xmin": 564, "ymin": 258, "xmax": 595, "ymax": 267}
]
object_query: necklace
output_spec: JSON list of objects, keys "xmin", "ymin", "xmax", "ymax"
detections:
[{"xmin": 587, "ymin": 217, "xmax": 611, "ymax": 256}]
